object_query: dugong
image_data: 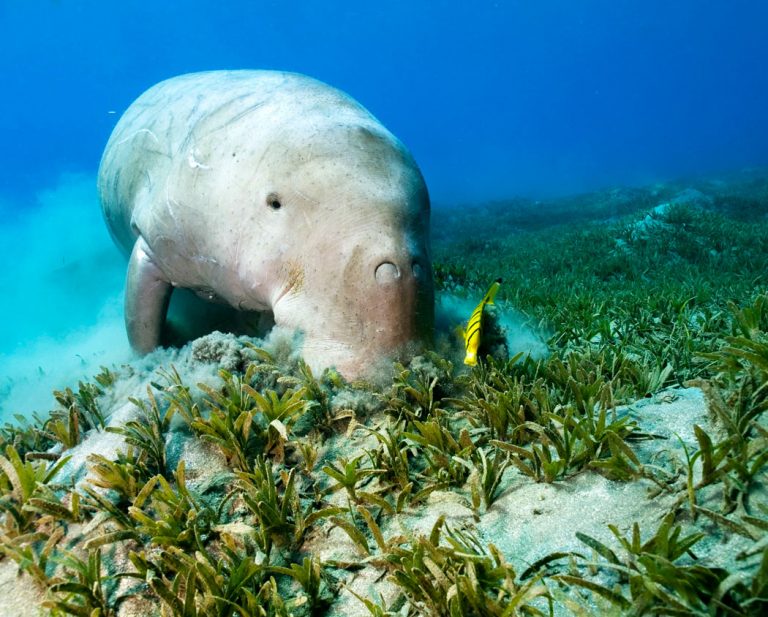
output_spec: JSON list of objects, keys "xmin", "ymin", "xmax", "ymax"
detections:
[{"xmin": 98, "ymin": 70, "xmax": 434, "ymax": 378}]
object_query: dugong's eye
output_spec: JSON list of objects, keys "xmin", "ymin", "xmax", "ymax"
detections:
[{"xmin": 266, "ymin": 193, "xmax": 282, "ymax": 210}]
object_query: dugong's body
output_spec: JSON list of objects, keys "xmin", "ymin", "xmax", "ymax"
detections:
[{"xmin": 98, "ymin": 70, "xmax": 433, "ymax": 378}]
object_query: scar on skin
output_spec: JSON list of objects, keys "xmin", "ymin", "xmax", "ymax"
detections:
[
  {"xmin": 116, "ymin": 128, "xmax": 160, "ymax": 146},
  {"xmin": 286, "ymin": 261, "xmax": 305, "ymax": 294}
]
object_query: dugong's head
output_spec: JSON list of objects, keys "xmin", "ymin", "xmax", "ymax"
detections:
[{"xmin": 223, "ymin": 87, "xmax": 434, "ymax": 378}]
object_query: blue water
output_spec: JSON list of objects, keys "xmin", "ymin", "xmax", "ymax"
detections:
[
  {"xmin": 1, "ymin": 0, "xmax": 768, "ymax": 419},
  {"xmin": 2, "ymin": 0, "xmax": 768, "ymax": 202}
]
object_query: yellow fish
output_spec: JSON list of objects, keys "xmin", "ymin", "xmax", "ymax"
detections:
[{"xmin": 463, "ymin": 278, "xmax": 502, "ymax": 366}]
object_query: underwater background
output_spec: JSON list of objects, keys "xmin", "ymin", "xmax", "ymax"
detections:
[
  {"xmin": 1, "ymin": 0, "xmax": 768, "ymax": 419},
  {"xmin": 4, "ymin": 3, "xmax": 768, "ymax": 615}
]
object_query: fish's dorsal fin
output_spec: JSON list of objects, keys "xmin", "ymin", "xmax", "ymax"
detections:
[{"xmin": 484, "ymin": 278, "xmax": 503, "ymax": 305}]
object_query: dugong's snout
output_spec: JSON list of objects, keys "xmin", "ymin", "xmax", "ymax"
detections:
[
  {"xmin": 370, "ymin": 250, "xmax": 433, "ymax": 334},
  {"xmin": 338, "ymin": 245, "xmax": 435, "ymax": 375},
  {"xmin": 273, "ymin": 238, "xmax": 434, "ymax": 379}
]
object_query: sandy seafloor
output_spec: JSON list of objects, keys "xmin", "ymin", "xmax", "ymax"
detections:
[
  {"xmin": 0, "ymin": 173, "xmax": 764, "ymax": 615},
  {"xmin": 0, "ymin": 332, "xmax": 747, "ymax": 616},
  {"xmin": 0, "ymin": 329, "xmax": 735, "ymax": 616}
]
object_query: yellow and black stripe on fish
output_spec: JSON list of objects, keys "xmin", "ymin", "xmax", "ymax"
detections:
[{"xmin": 462, "ymin": 278, "xmax": 502, "ymax": 366}]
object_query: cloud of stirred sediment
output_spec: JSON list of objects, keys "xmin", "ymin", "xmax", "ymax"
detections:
[{"xmin": 0, "ymin": 174, "xmax": 129, "ymax": 422}]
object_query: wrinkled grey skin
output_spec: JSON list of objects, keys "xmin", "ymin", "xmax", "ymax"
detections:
[{"xmin": 98, "ymin": 70, "xmax": 433, "ymax": 378}]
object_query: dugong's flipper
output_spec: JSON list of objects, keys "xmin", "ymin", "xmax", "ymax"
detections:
[{"xmin": 125, "ymin": 238, "xmax": 172, "ymax": 353}]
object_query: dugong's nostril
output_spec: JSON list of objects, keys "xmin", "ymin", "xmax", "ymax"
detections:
[
  {"xmin": 412, "ymin": 262, "xmax": 423, "ymax": 279},
  {"xmin": 375, "ymin": 261, "xmax": 400, "ymax": 284}
]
